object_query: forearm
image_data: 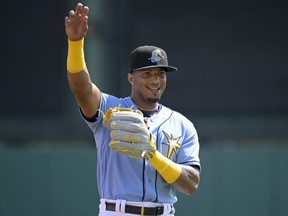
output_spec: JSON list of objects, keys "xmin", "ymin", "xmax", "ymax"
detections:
[
  {"xmin": 67, "ymin": 39, "xmax": 94, "ymax": 98},
  {"xmin": 68, "ymin": 69, "xmax": 94, "ymax": 98},
  {"xmin": 171, "ymin": 165, "xmax": 200, "ymax": 196},
  {"xmin": 149, "ymin": 151, "xmax": 200, "ymax": 195},
  {"xmin": 67, "ymin": 70, "xmax": 100, "ymax": 117},
  {"xmin": 66, "ymin": 38, "xmax": 101, "ymax": 118}
]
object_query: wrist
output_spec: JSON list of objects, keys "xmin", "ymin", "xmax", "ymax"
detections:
[
  {"xmin": 149, "ymin": 151, "xmax": 181, "ymax": 184},
  {"xmin": 67, "ymin": 38, "xmax": 86, "ymax": 73}
]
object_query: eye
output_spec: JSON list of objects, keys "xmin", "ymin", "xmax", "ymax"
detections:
[
  {"xmin": 141, "ymin": 71, "xmax": 151, "ymax": 78},
  {"xmin": 158, "ymin": 71, "xmax": 166, "ymax": 78}
]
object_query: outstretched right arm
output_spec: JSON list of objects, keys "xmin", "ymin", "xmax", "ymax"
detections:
[{"xmin": 65, "ymin": 3, "xmax": 101, "ymax": 118}]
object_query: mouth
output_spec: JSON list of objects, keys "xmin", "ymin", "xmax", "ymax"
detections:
[
  {"xmin": 146, "ymin": 87, "xmax": 161, "ymax": 103},
  {"xmin": 147, "ymin": 86, "xmax": 160, "ymax": 92}
]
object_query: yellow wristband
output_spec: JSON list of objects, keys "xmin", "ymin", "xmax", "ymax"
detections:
[
  {"xmin": 67, "ymin": 39, "xmax": 86, "ymax": 73},
  {"xmin": 149, "ymin": 151, "xmax": 182, "ymax": 184}
]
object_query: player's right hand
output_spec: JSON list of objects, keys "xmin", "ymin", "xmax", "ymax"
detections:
[{"xmin": 65, "ymin": 3, "xmax": 89, "ymax": 41}]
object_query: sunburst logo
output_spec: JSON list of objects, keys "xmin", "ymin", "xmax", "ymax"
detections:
[{"xmin": 163, "ymin": 131, "xmax": 181, "ymax": 158}]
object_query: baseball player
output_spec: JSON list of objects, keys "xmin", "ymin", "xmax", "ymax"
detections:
[{"xmin": 65, "ymin": 3, "xmax": 201, "ymax": 216}]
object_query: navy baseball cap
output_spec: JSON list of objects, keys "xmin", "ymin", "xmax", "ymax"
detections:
[{"xmin": 129, "ymin": 45, "xmax": 177, "ymax": 72}]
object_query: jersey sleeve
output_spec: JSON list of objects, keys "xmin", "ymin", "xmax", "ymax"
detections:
[
  {"xmin": 79, "ymin": 93, "xmax": 134, "ymax": 133},
  {"xmin": 79, "ymin": 93, "xmax": 119, "ymax": 132},
  {"xmin": 176, "ymin": 116, "xmax": 201, "ymax": 172}
]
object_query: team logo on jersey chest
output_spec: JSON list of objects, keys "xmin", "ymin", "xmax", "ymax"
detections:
[{"xmin": 162, "ymin": 131, "xmax": 181, "ymax": 158}]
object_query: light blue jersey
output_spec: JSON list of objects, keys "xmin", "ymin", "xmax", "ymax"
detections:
[{"xmin": 81, "ymin": 93, "xmax": 201, "ymax": 204}]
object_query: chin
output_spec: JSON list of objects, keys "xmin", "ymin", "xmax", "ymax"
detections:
[{"xmin": 147, "ymin": 98, "xmax": 160, "ymax": 103}]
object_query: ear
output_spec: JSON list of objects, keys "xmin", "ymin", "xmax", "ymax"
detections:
[{"xmin": 127, "ymin": 73, "xmax": 134, "ymax": 85}]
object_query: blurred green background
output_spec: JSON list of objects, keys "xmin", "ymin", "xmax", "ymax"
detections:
[
  {"xmin": 1, "ymin": 146, "xmax": 288, "ymax": 215},
  {"xmin": 1, "ymin": 0, "xmax": 288, "ymax": 215}
]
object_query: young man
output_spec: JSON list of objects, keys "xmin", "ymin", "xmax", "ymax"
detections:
[{"xmin": 65, "ymin": 3, "xmax": 200, "ymax": 216}]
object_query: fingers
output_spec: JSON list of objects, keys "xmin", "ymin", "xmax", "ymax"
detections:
[
  {"xmin": 110, "ymin": 130, "xmax": 150, "ymax": 144},
  {"xmin": 67, "ymin": 3, "xmax": 89, "ymax": 18},
  {"xmin": 75, "ymin": 3, "xmax": 83, "ymax": 15},
  {"xmin": 110, "ymin": 121, "xmax": 149, "ymax": 133},
  {"xmin": 75, "ymin": 3, "xmax": 89, "ymax": 17},
  {"xmin": 69, "ymin": 10, "xmax": 75, "ymax": 17},
  {"xmin": 82, "ymin": 6, "xmax": 89, "ymax": 18},
  {"xmin": 64, "ymin": 10, "xmax": 75, "ymax": 24}
]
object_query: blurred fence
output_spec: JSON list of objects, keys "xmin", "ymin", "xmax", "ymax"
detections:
[{"xmin": 1, "ymin": 144, "xmax": 288, "ymax": 216}]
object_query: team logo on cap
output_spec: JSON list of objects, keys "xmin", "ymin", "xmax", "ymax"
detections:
[{"xmin": 148, "ymin": 49, "xmax": 164, "ymax": 63}]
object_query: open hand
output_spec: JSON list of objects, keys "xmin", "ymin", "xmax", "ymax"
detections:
[{"xmin": 65, "ymin": 3, "xmax": 89, "ymax": 41}]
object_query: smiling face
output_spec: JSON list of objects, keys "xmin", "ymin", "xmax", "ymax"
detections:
[{"xmin": 128, "ymin": 67, "xmax": 167, "ymax": 109}]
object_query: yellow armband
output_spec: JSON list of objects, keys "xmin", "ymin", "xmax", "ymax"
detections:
[
  {"xmin": 67, "ymin": 39, "xmax": 86, "ymax": 73},
  {"xmin": 149, "ymin": 151, "xmax": 182, "ymax": 184}
]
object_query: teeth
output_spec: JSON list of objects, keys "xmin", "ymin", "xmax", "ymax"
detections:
[{"xmin": 149, "ymin": 87, "xmax": 159, "ymax": 90}]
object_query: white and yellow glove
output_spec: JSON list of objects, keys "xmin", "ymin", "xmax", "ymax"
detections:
[{"xmin": 102, "ymin": 106, "xmax": 156, "ymax": 159}]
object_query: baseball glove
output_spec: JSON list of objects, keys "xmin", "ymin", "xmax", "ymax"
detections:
[{"xmin": 101, "ymin": 105, "xmax": 156, "ymax": 159}]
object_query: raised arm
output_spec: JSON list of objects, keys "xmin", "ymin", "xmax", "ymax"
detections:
[{"xmin": 65, "ymin": 3, "xmax": 101, "ymax": 118}]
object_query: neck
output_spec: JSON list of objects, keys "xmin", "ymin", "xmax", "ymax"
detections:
[
  {"xmin": 135, "ymin": 103, "xmax": 159, "ymax": 112},
  {"xmin": 131, "ymin": 98, "xmax": 159, "ymax": 112}
]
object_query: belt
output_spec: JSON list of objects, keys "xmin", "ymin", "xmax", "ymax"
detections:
[{"xmin": 105, "ymin": 202, "xmax": 164, "ymax": 215}]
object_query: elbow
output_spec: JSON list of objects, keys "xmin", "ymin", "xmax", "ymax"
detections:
[
  {"xmin": 186, "ymin": 180, "xmax": 200, "ymax": 196},
  {"xmin": 175, "ymin": 165, "xmax": 200, "ymax": 196},
  {"xmin": 185, "ymin": 173, "xmax": 200, "ymax": 196}
]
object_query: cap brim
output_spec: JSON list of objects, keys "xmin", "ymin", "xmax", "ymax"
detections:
[{"xmin": 131, "ymin": 65, "xmax": 178, "ymax": 72}]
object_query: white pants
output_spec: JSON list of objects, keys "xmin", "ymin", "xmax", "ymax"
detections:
[{"xmin": 98, "ymin": 199, "xmax": 175, "ymax": 216}]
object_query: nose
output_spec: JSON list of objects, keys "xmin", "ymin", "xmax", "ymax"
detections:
[{"xmin": 150, "ymin": 74, "xmax": 161, "ymax": 83}]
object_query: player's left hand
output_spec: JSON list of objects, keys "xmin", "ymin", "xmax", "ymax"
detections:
[{"xmin": 101, "ymin": 106, "xmax": 156, "ymax": 159}]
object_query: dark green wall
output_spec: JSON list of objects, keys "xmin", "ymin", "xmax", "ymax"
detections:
[{"xmin": 1, "ymin": 146, "xmax": 287, "ymax": 216}]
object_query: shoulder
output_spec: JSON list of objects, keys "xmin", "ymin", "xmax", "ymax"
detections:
[
  {"xmin": 83, "ymin": 94, "xmax": 133, "ymax": 129},
  {"xmin": 160, "ymin": 105, "xmax": 194, "ymax": 125},
  {"xmin": 158, "ymin": 105, "xmax": 197, "ymax": 136}
]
